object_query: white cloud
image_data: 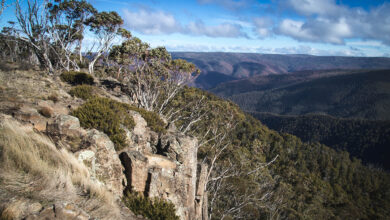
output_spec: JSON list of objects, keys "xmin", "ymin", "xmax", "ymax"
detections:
[
  {"xmin": 285, "ymin": 0, "xmax": 342, "ymax": 16},
  {"xmin": 252, "ymin": 17, "xmax": 273, "ymax": 38},
  {"xmin": 256, "ymin": 45, "xmax": 366, "ymax": 56},
  {"xmin": 122, "ymin": 8, "xmax": 247, "ymax": 38},
  {"xmin": 276, "ymin": 17, "xmax": 352, "ymax": 44},
  {"xmin": 123, "ymin": 9, "xmax": 180, "ymax": 34},
  {"xmin": 271, "ymin": 0, "xmax": 390, "ymax": 46},
  {"xmin": 186, "ymin": 21, "xmax": 247, "ymax": 38}
]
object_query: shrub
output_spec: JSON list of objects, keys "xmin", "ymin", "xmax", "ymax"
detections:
[
  {"xmin": 72, "ymin": 97, "xmax": 166, "ymax": 150},
  {"xmin": 72, "ymin": 97, "xmax": 135, "ymax": 151},
  {"xmin": 69, "ymin": 85, "xmax": 95, "ymax": 100},
  {"xmin": 127, "ymin": 106, "xmax": 166, "ymax": 134},
  {"xmin": 47, "ymin": 93, "xmax": 59, "ymax": 103},
  {"xmin": 60, "ymin": 71, "xmax": 94, "ymax": 85},
  {"xmin": 123, "ymin": 191, "xmax": 179, "ymax": 220}
]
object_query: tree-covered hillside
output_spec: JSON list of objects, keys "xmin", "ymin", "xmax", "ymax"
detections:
[
  {"xmin": 170, "ymin": 87, "xmax": 390, "ymax": 219},
  {"xmin": 252, "ymin": 112, "xmax": 390, "ymax": 170},
  {"xmin": 229, "ymin": 70, "xmax": 390, "ymax": 120}
]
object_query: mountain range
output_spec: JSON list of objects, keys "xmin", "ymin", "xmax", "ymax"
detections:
[{"xmin": 172, "ymin": 52, "xmax": 390, "ymax": 89}]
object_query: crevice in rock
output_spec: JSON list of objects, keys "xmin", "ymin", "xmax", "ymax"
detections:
[
  {"xmin": 119, "ymin": 152, "xmax": 133, "ymax": 192},
  {"xmin": 144, "ymin": 172, "xmax": 152, "ymax": 197},
  {"xmin": 156, "ymin": 138, "xmax": 169, "ymax": 156}
]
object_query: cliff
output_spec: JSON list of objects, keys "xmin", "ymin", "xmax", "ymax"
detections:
[{"xmin": 0, "ymin": 67, "xmax": 204, "ymax": 220}]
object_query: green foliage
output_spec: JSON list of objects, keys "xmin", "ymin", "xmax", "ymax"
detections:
[
  {"xmin": 60, "ymin": 71, "xmax": 94, "ymax": 85},
  {"xmin": 71, "ymin": 97, "xmax": 135, "ymax": 150},
  {"xmin": 227, "ymin": 70, "xmax": 390, "ymax": 120},
  {"xmin": 69, "ymin": 84, "xmax": 95, "ymax": 100},
  {"xmin": 123, "ymin": 191, "xmax": 179, "ymax": 220},
  {"xmin": 169, "ymin": 87, "xmax": 390, "ymax": 219},
  {"xmin": 72, "ymin": 97, "xmax": 166, "ymax": 150},
  {"xmin": 127, "ymin": 105, "xmax": 166, "ymax": 134},
  {"xmin": 252, "ymin": 112, "xmax": 390, "ymax": 170},
  {"xmin": 85, "ymin": 11, "xmax": 123, "ymax": 33}
]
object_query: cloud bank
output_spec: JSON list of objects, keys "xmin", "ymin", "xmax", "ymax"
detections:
[
  {"xmin": 123, "ymin": 8, "xmax": 247, "ymax": 38},
  {"xmin": 251, "ymin": 0, "xmax": 390, "ymax": 45}
]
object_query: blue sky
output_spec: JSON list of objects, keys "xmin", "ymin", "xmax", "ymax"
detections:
[{"xmin": 3, "ymin": 0, "xmax": 390, "ymax": 56}]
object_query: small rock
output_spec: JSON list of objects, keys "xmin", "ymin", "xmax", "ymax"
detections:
[{"xmin": 27, "ymin": 202, "xmax": 42, "ymax": 214}]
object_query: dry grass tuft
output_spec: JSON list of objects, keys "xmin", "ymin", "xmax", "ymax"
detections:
[
  {"xmin": 0, "ymin": 200, "xmax": 26, "ymax": 220},
  {"xmin": 47, "ymin": 93, "xmax": 59, "ymax": 103},
  {"xmin": 0, "ymin": 116, "xmax": 121, "ymax": 219},
  {"xmin": 38, "ymin": 106, "xmax": 54, "ymax": 118}
]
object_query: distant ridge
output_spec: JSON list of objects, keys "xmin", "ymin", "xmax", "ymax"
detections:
[
  {"xmin": 172, "ymin": 52, "xmax": 390, "ymax": 89},
  {"xmin": 228, "ymin": 69, "xmax": 390, "ymax": 120}
]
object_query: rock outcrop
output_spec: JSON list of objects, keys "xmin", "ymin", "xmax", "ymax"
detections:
[
  {"xmin": 47, "ymin": 114, "xmax": 126, "ymax": 196},
  {"xmin": 0, "ymin": 69, "xmax": 206, "ymax": 220},
  {"xmin": 119, "ymin": 111, "xmax": 199, "ymax": 220}
]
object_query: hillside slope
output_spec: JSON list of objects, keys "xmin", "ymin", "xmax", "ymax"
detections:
[
  {"xmin": 168, "ymin": 87, "xmax": 390, "ymax": 219},
  {"xmin": 252, "ymin": 112, "xmax": 390, "ymax": 170},
  {"xmin": 229, "ymin": 69, "xmax": 390, "ymax": 120},
  {"xmin": 1, "ymin": 66, "xmax": 389, "ymax": 219}
]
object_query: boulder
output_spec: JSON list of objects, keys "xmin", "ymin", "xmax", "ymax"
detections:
[
  {"xmin": 13, "ymin": 105, "xmax": 48, "ymax": 132},
  {"xmin": 46, "ymin": 114, "xmax": 85, "ymax": 151},
  {"xmin": 47, "ymin": 114, "xmax": 84, "ymax": 138},
  {"xmin": 76, "ymin": 129, "xmax": 125, "ymax": 196}
]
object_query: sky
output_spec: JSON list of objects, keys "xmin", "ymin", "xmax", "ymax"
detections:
[{"xmin": 3, "ymin": 0, "xmax": 390, "ymax": 57}]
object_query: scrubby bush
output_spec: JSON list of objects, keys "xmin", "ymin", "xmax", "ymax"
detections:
[
  {"xmin": 72, "ymin": 97, "xmax": 166, "ymax": 150},
  {"xmin": 60, "ymin": 71, "xmax": 94, "ymax": 85},
  {"xmin": 127, "ymin": 105, "xmax": 166, "ymax": 134},
  {"xmin": 123, "ymin": 191, "xmax": 179, "ymax": 220},
  {"xmin": 69, "ymin": 85, "xmax": 95, "ymax": 100},
  {"xmin": 72, "ymin": 97, "xmax": 135, "ymax": 150}
]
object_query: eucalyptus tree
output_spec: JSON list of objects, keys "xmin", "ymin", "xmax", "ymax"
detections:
[
  {"xmin": 46, "ymin": 0, "xmax": 96, "ymax": 70},
  {"xmin": 85, "ymin": 11, "xmax": 123, "ymax": 75},
  {"xmin": 109, "ymin": 35, "xmax": 199, "ymax": 113},
  {"xmin": 14, "ymin": 0, "xmax": 54, "ymax": 72}
]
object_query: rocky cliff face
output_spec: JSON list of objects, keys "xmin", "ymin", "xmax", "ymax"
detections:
[
  {"xmin": 0, "ymin": 69, "xmax": 204, "ymax": 220},
  {"xmin": 119, "ymin": 111, "xmax": 199, "ymax": 219}
]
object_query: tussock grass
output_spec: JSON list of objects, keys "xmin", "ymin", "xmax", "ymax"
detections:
[{"xmin": 0, "ymin": 117, "xmax": 122, "ymax": 219}]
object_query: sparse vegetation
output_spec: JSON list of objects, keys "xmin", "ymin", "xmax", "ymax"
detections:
[
  {"xmin": 60, "ymin": 71, "xmax": 94, "ymax": 86},
  {"xmin": 71, "ymin": 97, "xmax": 135, "ymax": 151},
  {"xmin": 0, "ymin": 118, "xmax": 119, "ymax": 219},
  {"xmin": 123, "ymin": 191, "xmax": 179, "ymax": 220},
  {"xmin": 69, "ymin": 85, "xmax": 96, "ymax": 100},
  {"xmin": 72, "ymin": 97, "xmax": 166, "ymax": 150}
]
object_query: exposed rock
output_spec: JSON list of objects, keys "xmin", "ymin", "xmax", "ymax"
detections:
[
  {"xmin": 120, "ymin": 151, "xmax": 149, "ymax": 192},
  {"xmin": 13, "ymin": 105, "xmax": 48, "ymax": 132},
  {"xmin": 47, "ymin": 114, "xmax": 84, "ymax": 139},
  {"xmin": 25, "ymin": 203, "xmax": 90, "ymax": 220},
  {"xmin": 123, "ymin": 111, "xmax": 157, "ymax": 153},
  {"xmin": 46, "ymin": 114, "xmax": 85, "ymax": 151},
  {"xmin": 76, "ymin": 129, "xmax": 126, "ymax": 196},
  {"xmin": 145, "ymin": 154, "xmax": 176, "ymax": 169},
  {"xmin": 120, "ymin": 130, "xmax": 199, "ymax": 220},
  {"xmin": 195, "ymin": 164, "xmax": 208, "ymax": 220}
]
